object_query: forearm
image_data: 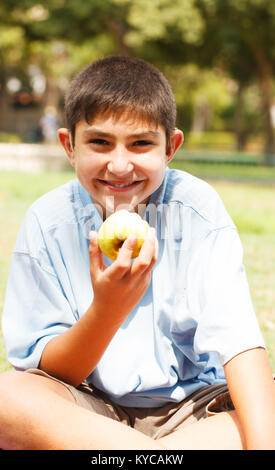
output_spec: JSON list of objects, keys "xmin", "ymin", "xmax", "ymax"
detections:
[
  {"xmin": 39, "ymin": 302, "xmax": 125, "ymax": 387},
  {"xmin": 39, "ymin": 229, "xmax": 157, "ymax": 388},
  {"xmin": 225, "ymin": 348, "xmax": 275, "ymax": 449}
]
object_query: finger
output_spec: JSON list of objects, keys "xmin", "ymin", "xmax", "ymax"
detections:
[
  {"xmin": 141, "ymin": 231, "xmax": 159, "ymax": 272},
  {"xmin": 154, "ymin": 236, "xmax": 159, "ymax": 260},
  {"xmin": 148, "ymin": 236, "xmax": 159, "ymax": 270},
  {"xmin": 131, "ymin": 228, "xmax": 157, "ymax": 276},
  {"xmin": 89, "ymin": 231, "xmax": 104, "ymax": 275},
  {"xmin": 107, "ymin": 235, "xmax": 137, "ymax": 279}
]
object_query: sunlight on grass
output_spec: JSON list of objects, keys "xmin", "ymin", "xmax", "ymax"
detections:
[{"xmin": 212, "ymin": 182, "xmax": 275, "ymax": 370}]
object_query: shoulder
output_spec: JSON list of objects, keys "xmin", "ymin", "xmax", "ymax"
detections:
[
  {"xmin": 164, "ymin": 168, "xmax": 234, "ymax": 229},
  {"xmin": 30, "ymin": 179, "xmax": 78, "ymax": 225},
  {"xmin": 14, "ymin": 179, "xmax": 80, "ymax": 255}
]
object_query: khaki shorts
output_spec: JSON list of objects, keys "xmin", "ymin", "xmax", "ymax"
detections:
[{"xmin": 27, "ymin": 368, "xmax": 234, "ymax": 440}]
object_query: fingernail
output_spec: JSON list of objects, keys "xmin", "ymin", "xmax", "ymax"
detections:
[
  {"xmin": 128, "ymin": 234, "xmax": 137, "ymax": 244},
  {"xmin": 89, "ymin": 231, "xmax": 97, "ymax": 241}
]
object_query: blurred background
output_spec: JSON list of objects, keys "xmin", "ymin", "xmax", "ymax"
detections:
[
  {"xmin": 1, "ymin": 0, "xmax": 275, "ymax": 160},
  {"xmin": 0, "ymin": 0, "xmax": 274, "ymax": 371}
]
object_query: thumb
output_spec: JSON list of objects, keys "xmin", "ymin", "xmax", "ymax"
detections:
[
  {"xmin": 116, "ymin": 235, "xmax": 138, "ymax": 262},
  {"xmin": 107, "ymin": 235, "xmax": 137, "ymax": 279}
]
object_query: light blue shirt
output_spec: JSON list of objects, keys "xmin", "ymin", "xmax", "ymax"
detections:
[{"xmin": 2, "ymin": 168, "xmax": 265, "ymax": 407}]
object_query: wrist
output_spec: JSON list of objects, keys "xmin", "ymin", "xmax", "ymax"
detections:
[{"xmin": 87, "ymin": 299, "xmax": 126, "ymax": 332}]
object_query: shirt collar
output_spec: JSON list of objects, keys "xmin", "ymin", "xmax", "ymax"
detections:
[{"xmin": 75, "ymin": 180, "xmax": 103, "ymax": 232}]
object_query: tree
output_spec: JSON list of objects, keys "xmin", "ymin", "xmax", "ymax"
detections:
[
  {"xmin": 114, "ymin": 0, "xmax": 275, "ymax": 160},
  {"xmin": 198, "ymin": 0, "xmax": 275, "ymax": 161},
  {"xmin": 0, "ymin": 0, "xmax": 210, "ymax": 134},
  {"xmin": 0, "ymin": 0, "xmax": 129, "ymax": 130},
  {"xmin": 1, "ymin": 0, "xmax": 131, "ymax": 54},
  {"xmin": 1, "ymin": 0, "xmax": 274, "ymax": 160}
]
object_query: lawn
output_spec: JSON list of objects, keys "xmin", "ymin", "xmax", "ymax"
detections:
[{"xmin": 0, "ymin": 164, "xmax": 275, "ymax": 372}]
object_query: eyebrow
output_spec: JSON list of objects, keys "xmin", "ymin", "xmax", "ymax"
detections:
[{"xmin": 82, "ymin": 128, "xmax": 161, "ymax": 139}]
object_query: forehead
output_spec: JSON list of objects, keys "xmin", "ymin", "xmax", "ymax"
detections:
[{"xmin": 75, "ymin": 112, "xmax": 165, "ymax": 138}]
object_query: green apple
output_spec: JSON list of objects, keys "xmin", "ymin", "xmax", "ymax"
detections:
[{"xmin": 98, "ymin": 209, "xmax": 150, "ymax": 260}]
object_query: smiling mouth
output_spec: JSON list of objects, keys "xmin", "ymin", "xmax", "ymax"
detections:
[{"xmin": 97, "ymin": 180, "xmax": 143, "ymax": 190}]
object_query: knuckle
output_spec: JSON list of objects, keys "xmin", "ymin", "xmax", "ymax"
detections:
[
  {"xmin": 116, "ymin": 260, "xmax": 130, "ymax": 272},
  {"xmin": 137, "ymin": 259, "xmax": 148, "ymax": 270},
  {"xmin": 89, "ymin": 243, "xmax": 96, "ymax": 256},
  {"xmin": 136, "ymin": 255, "xmax": 147, "ymax": 271},
  {"xmin": 138, "ymin": 251, "xmax": 153, "ymax": 266}
]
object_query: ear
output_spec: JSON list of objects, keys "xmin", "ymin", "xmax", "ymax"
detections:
[
  {"xmin": 58, "ymin": 128, "xmax": 75, "ymax": 167},
  {"xmin": 166, "ymin": 128, "xmax": 184, "ymax": 164}
]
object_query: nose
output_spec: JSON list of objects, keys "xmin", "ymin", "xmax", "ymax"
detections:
[{"xmin": 107, "ymin": 147, "xmax": 134, "ymax": 176}]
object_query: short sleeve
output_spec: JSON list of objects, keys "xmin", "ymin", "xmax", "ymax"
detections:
[
  {"xmin": 1, "ymin": 214, "xmax": 77, "ymax": 371},
  {"xmin": 187, "ymin": 227, "xmax": 265, "ymax": 365}
]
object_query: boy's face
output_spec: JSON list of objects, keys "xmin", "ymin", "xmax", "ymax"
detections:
[{"xmin": 59, "ymin": 115, "xmax": 183, "ymax": 218}]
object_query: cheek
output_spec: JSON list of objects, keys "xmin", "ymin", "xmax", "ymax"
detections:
[
  {"xmin": 73, "ymin": 158, "xmax": 95, "ymax": 191},
  {"xmin": 146, "ymin": 159, "xmax": 166, "ymax": 185},
  {"xmin": 75, "ymin": 154, "xmax": 99, "ymax": 177}
]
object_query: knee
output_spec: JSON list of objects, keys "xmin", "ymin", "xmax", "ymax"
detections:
[
  {"xmin": 0, "ymin": 370, "xmax": 27, "ymax": 411},
  {"xmin": 0, "ymin": 368, "xmax": 26, "ymax": 390},
  {"xmin": 0, "ymin": 369, "xmax": 74, "ymax": 413},
  {"xmin": 0, "ymin": 369, "xmax": 46, "ymax": 420},
  {"xmin": 0, "ymin": 370, "xmax": 37, "ymax": 449},
  {"xmin": 0, "ymin": 369, "xmax": 19, "ymax": 393}
]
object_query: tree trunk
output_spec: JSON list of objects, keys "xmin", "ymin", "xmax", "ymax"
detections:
[
  {"xmin": 0, "ymin": 59, "xmax": 8, "ymax": 133},
  {"xmin": 43, "ymin": 75, "xmax": 61, "ymax": 110},
  {"xmin": 234, "ymin": 83, "xmax": 246, "ymax": 151},
  {"xmin": 191, "ymin": 99, "xmax": 211, "ymax": 134},
  {"xmin": 103, "ymin": 18, "xmax": 131, "ymax": 56},
  {"xmin": 254, "ymin": 47, "xmax": 275, "ymax": 164}
]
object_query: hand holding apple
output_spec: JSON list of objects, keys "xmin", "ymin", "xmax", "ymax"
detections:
[
  {"xmin": 97, "ymin": 209, "xmax": 150, "ymax": 260},
  {"xmin": 89, "ymin": 221, "xmax": 158, "ymax": 324}
]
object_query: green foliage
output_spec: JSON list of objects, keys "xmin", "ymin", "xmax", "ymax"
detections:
[
  {"xmin": 184, "ymin": 131, "xmax": 235, "ymax": 150},
  {"xmin": 201, "ymin": 0, "xmax": 275, "ymax": 78},
  {"xmin": 114, "ymin": 0, "xmax": 205, "ymax": 46},
  {"xmin": 0, "ymin": 0, "xmax": 274, "ymax": 156},
  {"xmin": 0, "ymin": 24, "xmax": 26, "ymax": 69}
]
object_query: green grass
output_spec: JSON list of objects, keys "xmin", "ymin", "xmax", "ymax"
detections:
[
  {"xmin": 0, "ymin": 164, "xmax": 275, "ymax": 371},
  {"xmin": 170, "ymin": 159, "xmax": 275, "ymax": 183},
  {"xmin": 211, "ymin": 183, "xmax": 275, "ymax": 370}
]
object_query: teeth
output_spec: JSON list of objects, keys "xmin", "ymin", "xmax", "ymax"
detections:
[{"xmin": 109, "ymin": 182, "xmax": 134, "ymax": 188}]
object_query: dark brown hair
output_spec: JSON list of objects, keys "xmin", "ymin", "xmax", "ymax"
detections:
[{"xmin": 64, "ymin": 55, "xmax": 177, "ymax": 144}]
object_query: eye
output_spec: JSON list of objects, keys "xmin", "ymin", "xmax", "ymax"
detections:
[
  {"xmin": 133, "ymin": 140, "xmax": 153, "ymax": 146},
  {"xmin": 89, "ymin": 138, "xmax": 109, "ymax": 145}
]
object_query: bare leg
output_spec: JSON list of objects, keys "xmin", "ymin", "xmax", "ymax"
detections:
[
  {"xmin": 157, "ymin": 410, "xmax": 245, "ymax": 450},
  {"xmin": 0, "ymin": 370, "xmax": 165, "ymax": 450}
]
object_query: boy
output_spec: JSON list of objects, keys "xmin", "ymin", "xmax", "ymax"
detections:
[{"xmin": 0, "ymin": 55, "xmax": 274, "ymax": 450}]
